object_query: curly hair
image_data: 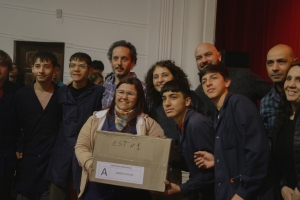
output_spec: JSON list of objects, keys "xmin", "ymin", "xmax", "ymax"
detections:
[
  {"xmin": 144, "ymin": 60, "xmax": 190, "ymax": 106},
  {"xmin": 107, "ymin": 40, "xmax": 137, "ymax": 65}
]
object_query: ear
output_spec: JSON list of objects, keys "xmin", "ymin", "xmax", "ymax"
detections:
[
  {"xmin": 294, "ymin": 58, "xmax": 299, "ymax": 62},
  {"xmin": 185, "ymin": 97, "xmax": 191, "ymax": 107},
  {"xmin": 217, "ymin": 51, "xmax": 222, "ymax": 62},
  {"xmin": 88, "ymin": 66, "xmax": 93, "ymax": 75},
  {"xmin": 225, "ymin": 78, "xmax": 231, "ymax": 88}
]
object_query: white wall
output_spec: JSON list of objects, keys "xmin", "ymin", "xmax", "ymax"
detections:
[{"xmin": 0, "ymin": 0, "xmax": 217, "ymax": 89}]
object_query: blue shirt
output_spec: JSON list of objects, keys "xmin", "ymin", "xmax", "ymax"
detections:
[{"xmin": 260, "ymin": 86, "xmax": 280, "ymax": 140}]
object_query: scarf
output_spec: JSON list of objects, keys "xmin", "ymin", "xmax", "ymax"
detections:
[{"xmin": 114, "ymin": 105, "xmax": 133, "ymax": 131}]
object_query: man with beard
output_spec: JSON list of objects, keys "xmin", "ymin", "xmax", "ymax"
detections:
[
  {"xmin": 102, "ymin": 40, "xmax": 148, "ymax": 108},
  {"xmin": 194, "ymin": 43, "xmax": 272, "ymax": 117}
]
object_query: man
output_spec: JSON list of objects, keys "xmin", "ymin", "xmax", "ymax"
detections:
[
  {"xmin": 102, "ymin": 40, "xmax": 148, "ymax": 108},
  {"xmin": 46, "ymin": 52, "xmax": 105, "ymax": 200},
  {"xmin": 159, "ymin": 80, "xmax": 215, "ymax": 199},
  {"xmin": 194, "ymin": 43, "xmax": 272, "ymax": 116},
  {"xmin": 91, "ymin": 60, "xmax": 104, "ymax": 74},
  {"xmin": 260, "ymin": 44, "xmax": 296, "ymax": 140},
  {"xmin": 196, "ymin": 64, "xmax": 269, "ymax": 199},
  {"xmin": 14, "ymin": 51, "xmax": 61, "ymax": 199},
  {"xmin": 0, "ymin": 50, "xmax": 19, "ymax": 200}
]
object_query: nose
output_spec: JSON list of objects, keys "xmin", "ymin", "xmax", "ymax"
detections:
[
  {"xmin": 164, "ymin": 98, "xmax": 171, "ymax": 107},
  {"xmin": 158, "ymin": 75, "xmax": 163, "ymax": 83},
  {"xmin": 206, "ymin": 78, "xmax": 212, "ymax": 86},
  {"xmin": 116, "ymin": 58, "xmax": 122, "ymax": 65},
  {"xmin": 39, "ymin": 66, "xmax": 45, "ymax": 73},
  {"xmin": 288, "ymin": 79, "xmax": 296, "ymax": 87},
  {"xmin": 272, "ymin": 63, "xmax": 279, "ymax": 71}
]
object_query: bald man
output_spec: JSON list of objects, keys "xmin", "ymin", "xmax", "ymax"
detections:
[
  {"xmin": 194, "ymin": 43, "xmax": 272, "ymax": 117},
  {"xmin": 260, "ymin": 44, "xmax": 297, "ymax": 140}
]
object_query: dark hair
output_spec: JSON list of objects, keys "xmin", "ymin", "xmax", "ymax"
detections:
[
  {"xmin": 107, "ymin": 77, "xmax": 147, "ymax": 126},
  {"xmin": 144, "ymin": 60, "xmax": 190, "ymax": 106},
  {"xmin": 0, "ymin": 50, "xmax": 12, "ymax": 71},
  {"xmin": 31, "ymin": 51, "xmax": 58, "ymax": 68},
  {"xmin": 69, "ymin": 52, "xmax": 92, "ymax": 67},
  {"xmin": 92, "ymin": 60, "xmax": 104, "ymax": 71},
  {"xmin": 199, "ymin": 64, "xmax": 229, "ymax": 83},
  {"xmin": 89, "ymin": 71, "xmax": 103, "ymax": 83},
  {"xmin": 160, "ymin": 79, "xmax": 191, "ymax": 99},
  {"xmin": 107, "ymin": 40, "xmax": 137, "ymax": 65},
  {"xmin": 11, "ymin": 63, "xmax": 25, "ymax": 86},
  {"xmin": 276, "ymin": 61, "xmax": 300, "ymax": 126}
]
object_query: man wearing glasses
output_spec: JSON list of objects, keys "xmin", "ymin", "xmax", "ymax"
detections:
[
  {"xmin": 102, "ymin": 40, "xmax": 148, "ymax": 109},
  {"xmin": 46, "ymin": 52, "xmax": 105, "ymax": 200}
]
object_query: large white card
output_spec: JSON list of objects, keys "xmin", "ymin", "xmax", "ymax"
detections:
[{"xmin": 95, "ymin": 161, "xmax": 145, "ymax": 185}]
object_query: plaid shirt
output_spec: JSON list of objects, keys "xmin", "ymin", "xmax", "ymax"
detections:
[
  {"xmin": 102, "ymin": 72, "xmax": 149, "ymax": 109},
  {"xmin": 260, "ymin": 86, "xmax": 280, "ymax": 140}
]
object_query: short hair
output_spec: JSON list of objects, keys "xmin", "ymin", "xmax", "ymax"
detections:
[
  {"xmin": 69, "ymin": 52, "xmax": 92, "ymax": 67},
  {"xmin": 31, "ymin": 51, "xmax": 59, "ymax": 68},
  {"xmin": 0, "ymin": 50, "xmax": 13, "ymax": 71},
  {"xmin": 160, "ymin": 79, "xmax": 191, "ymax": 99},
  {"xmin": 89, "ymin": 71, "xmax": 103, "ymax": 83},
  {"xmin": 107, "ymin": 40, "xmax": 137, "ymax": 65},
  {"xmin": 91, "ymin": 60, "xmax": 104, "ymax": 71},
  {"xmin": 145, "ymin": 60, "xmax": 190, "ymax": 106},
  {"xmin": 107, "ymin": 77, "xmax": 147, "ymax": 123},
  {"xmin": 199, "ymin": 64, "xmax": 229, "ymax": 83}
]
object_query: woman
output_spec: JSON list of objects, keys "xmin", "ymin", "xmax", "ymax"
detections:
[
  {"xmin": 274, "ymin": 61, "xmax": 300, "ymax": 200},
  {"xmin": 75, "ymin": 76, "xmax": 164, "ymax": 200}
]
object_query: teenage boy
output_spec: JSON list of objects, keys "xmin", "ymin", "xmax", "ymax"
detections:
[
  {"xmin": 196, "ymin": 64, "xmax": 269, "ymax": 200},
  {"xmin": 14, "ymin": 51, "xmax": 61, "ymax": 199},
  {"xmin": 159, "ymin": 80, "xmax": 215, "ymax": 199},
  {"xmin": 46, "ymin": 52, "xmax": 105, "ymax": 200},
  {"xmin": 0, "ymin": 50, "xmax": 19, "ymax": 200}
]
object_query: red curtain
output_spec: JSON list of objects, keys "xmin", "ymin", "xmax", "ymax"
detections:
[{"xmin": 215, "ymin": 0, "xmax": 300, "ymax": 81}]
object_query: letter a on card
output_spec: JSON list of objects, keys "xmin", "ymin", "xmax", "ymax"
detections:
[{"xmin": 101, "ymin": 168, "xmax": 108, "ymax": 176}]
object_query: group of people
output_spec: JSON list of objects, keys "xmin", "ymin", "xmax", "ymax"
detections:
[{"xmin": 0, "ymin": 40, "xmax": 299, "ymax": 200}]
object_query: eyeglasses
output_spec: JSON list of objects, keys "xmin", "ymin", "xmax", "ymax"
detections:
[
  {"xmin": 116, "ymin": 89, "xmax": 137, "ymax": 98},
  {"xmin": 69, "ymin": 63, "xmax": 88, "ymax": 69}
]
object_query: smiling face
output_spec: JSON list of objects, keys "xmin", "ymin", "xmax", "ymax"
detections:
[
  {"xmin": 69, "ymin": 59, "xmax": 92, "ymax": 83},
  {"xmin": 201, "ymin": 72, "xmax": 230, "ymax": 109},
  {"xmin": 115, "ymin": 83, "xmax": 138, "ymax": 111},
  {"xmin": 153, "ymin": 66, "xmax": 174, "ymax": 92},
  {"xmin": 195, "ymin": 43, "xmax": 221, "ymax": 71},
  {"xmin": 110, "ymin": 46, "xmax": 134, "ymax": 80},
  {"xmin": 284, "ymin": 65, "xmax": 300, "ymax": 107},
  {"xmin": 31, "ymin": 58, "xmax": 57, "ymax": 84}
]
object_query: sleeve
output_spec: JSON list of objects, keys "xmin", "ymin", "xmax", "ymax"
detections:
[
  {"xmin": 146, "ymin": 117, "xmax": 165, "ymax": 138},
  {"xmin": 179, "ymin": 117, "xmax": 215, "ymax": 196},
  {"xmin": 75, "ymin": 115, "xmax": 94, "ymax": 171},
  {"xmin": 248, "ymin": 71, "xmax": 272, "ymax": 100},
  {"xmin": 235, "ymin": 98, "xmax": 270, "ymax": 199}
]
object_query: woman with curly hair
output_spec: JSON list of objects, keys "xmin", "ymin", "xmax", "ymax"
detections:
[{"xmin": 144, "ymin": 60, "xmax": 208, "ymax": 200}]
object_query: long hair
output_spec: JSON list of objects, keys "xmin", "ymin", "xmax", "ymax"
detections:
[
  {"xmin": 144, "ymin": 60, "xmax": 190, "ymax": 106},
  {"xmin": 107, "ymin": 77, "xmax": 147, "ymax": 125},
  {"xmin": 275, "ymin": 61, "xmax": 300, "ymax": 133}
]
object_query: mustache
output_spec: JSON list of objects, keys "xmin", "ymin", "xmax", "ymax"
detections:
[{"xmin": 115, "ymin": 65, "xmax": 124, "ymax": 70}]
